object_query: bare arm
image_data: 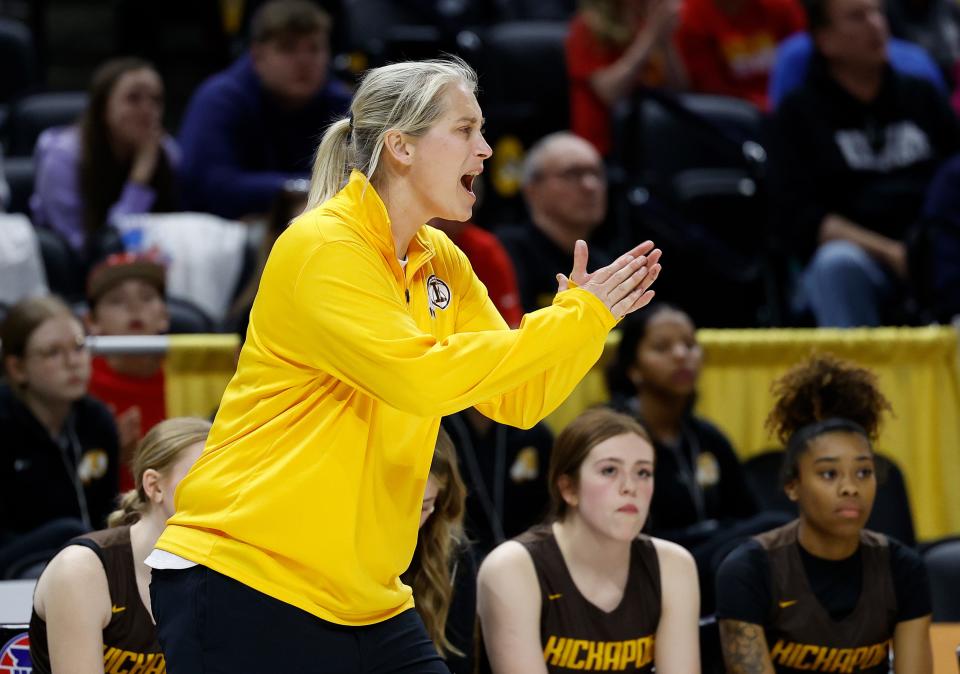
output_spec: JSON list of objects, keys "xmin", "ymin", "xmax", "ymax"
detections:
[
  {"xmin": 34, "ymin": 545, "xmax": 111, "ymax": 674},
  {"xmin": 719, "ymin": 619, "xmax": 776, "ymax": 674},
  {"xmin": 589, "ymin": 0, "xmax": 682, "ymax": 105},
  {"xmin": 476, "ymin": 541, "xmax": 548, "ymax": 674},
  {"xmin": 819, "ymin": 214, "xmax": 907, "ymax": 278},
  {"xmin": 652, "ymin": 538, "xmax": 701, "ymax": 674},
  {"xmin": 892, "ymin": 615, "xmax": 933, "ymax": 674},
  {"xmin": 662, "ymin": 39, "xmax": 689, "ymax": 90}
]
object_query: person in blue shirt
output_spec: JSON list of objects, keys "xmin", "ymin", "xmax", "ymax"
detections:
[{"xmin": 177, "ymin": 0, "xmax": 352, "ymax": 219}]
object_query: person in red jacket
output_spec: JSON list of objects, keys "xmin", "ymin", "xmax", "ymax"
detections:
[
  {"xmin": 677, "ymin": 0, "xmax": 806, "ymax": 109},
  {"xmin": 566, "ymin": 0, "xmax": 688, "ymax": 156}
]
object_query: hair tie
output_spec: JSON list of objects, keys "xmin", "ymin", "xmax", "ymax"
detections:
[{"xmin": 347, "ymin": 113, "xmax": 354, "ymax": 130}]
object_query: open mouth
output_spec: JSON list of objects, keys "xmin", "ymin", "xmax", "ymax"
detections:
[{"xmin": 460, "ymin": 173, "xmax": 477, "ymax": 197}]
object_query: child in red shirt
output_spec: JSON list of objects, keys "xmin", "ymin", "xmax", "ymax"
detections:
[{"xmin": 86, "ymin": 252, "xmax": 169, "ymax": 491}]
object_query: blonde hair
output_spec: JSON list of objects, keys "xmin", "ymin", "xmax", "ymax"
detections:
[
  {"xmin": 307, "ymin": 56, "xmax": 478, "ymax": 208},
  {"xmin": 404, "ymin": 427, "xmax": 467, "ymax": 658},
  {"xmin": 107, "ymin": 417, "xmax": 211, "ymax": 527}
]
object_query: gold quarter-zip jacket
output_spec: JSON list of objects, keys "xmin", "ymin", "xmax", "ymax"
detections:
[{"xmin": 156, "ymin": 171, "xmax": 619, "ymax": 625}]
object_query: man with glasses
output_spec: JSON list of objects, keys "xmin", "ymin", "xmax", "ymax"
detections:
[{"xmin": 497, "ymin": 132, "xmax": 614, "ymax": 313}]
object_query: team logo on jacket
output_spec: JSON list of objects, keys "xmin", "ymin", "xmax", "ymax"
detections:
[
  {"xmin": 78, "ymin": 448, "xmax": 109, "ymax": 484},
  {"xmin": 0, "ymin": 632, "xmax": 31, "ymax": 673},
  {"xmin": 426, "ymin": 275, "xmax": 451, "ymax": 317}
]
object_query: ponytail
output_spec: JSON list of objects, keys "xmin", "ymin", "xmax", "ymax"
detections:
[
  {"xmin": 107, "ymin": 488, "xmax": 146, "ymax": 528},
  {"xmin": 103, "ymin": 417, "xmax": 211, "ymax": 528},
  {"xmin": 305, "ymin": 57, "xmax": 479, "ymax": 210},
  {"xmin": 307, "ymin": 117, "xmax": 353, "ymax": 209}
]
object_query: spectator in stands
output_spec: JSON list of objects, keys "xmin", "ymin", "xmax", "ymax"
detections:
[
  {"xmin": 716, "ymin": 354, "xmax": 932, "ymax": 673},
  {"xmin": 403, "ymin": 427, "xmax": 476, "ymax": 674},
  {"xmin": 85, "ymin": 252, "xmax": 169, "ymax": 493},
  {"xmin": 676, "ymin": 0, "xmax": 805, "ymax": 108},
  {"xmin": 0, "ymin": 296, "xmax": 119, "ymax": 576},
  {"xmin": 29, "ymin": 417, "xmax": 209, "ymax": 674},
  {"xmin": 498, "ymin": 131, "xmax": 614, "ymax": 313},
  {"xmin": 768, "ymin": 31, "xmax": 948, "ymax": 109},
  {"xmin": 773, "ymin": 0, "xmax": 960, "ymax": 326},
  {"xmin": 177, "ymin": 0, "xmax": 351, "ymax": 219},
  {"xmin": 477, "ymin": 408, "xmax": 701, "ymax": 673},
  {"xmin": 31, "ymin": 58, "xmax": 178, "ymax": 258},
  {"xmin": 443, "ymin": 408, "xmax": 554, "ymax": 556},
  {"xmin": 566, "ymin": 0, "xmax": 687, "ymax": 156},
  {"xmin": 431, "ymin": 218, "xmax": 523, "ymax": 327}
]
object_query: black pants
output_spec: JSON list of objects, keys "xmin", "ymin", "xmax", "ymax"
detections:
[{"xmin": 151, "ymin": 565, "xmax": 450, "ymax": 674}]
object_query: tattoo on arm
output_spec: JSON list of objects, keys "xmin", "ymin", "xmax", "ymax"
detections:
[{"xmin": 719, "ymin": 620, "xmax": 773, "ymax": 674}]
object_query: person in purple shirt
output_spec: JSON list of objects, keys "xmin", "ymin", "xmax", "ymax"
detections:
[
  {"xmin": 176, "ymin": 0, "xmax": 352, "ymax": 220},
  {"xmin": 31, "ymin": 58, "xmax": 179, "ymax": 256}
]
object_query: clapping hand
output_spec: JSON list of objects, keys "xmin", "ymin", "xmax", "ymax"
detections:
[{"xmin": 556, "ymin": 240, "xmax": 662, "ymax": 319}]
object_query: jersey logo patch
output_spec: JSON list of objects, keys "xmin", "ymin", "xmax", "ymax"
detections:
[
  {"xmin": 0, "ymin": 632, "xmax": 31, "ymax": 673},
  {"xmin": 778, "ymin": 599, "xmax": 798, "ymax": 608},
  {"xmin": 111, "ymin": 605, "xmax": 127, "ymax": 614},
  {"xmin": 78, "ymin": 448, "xmax": 109, "ymax": 484},
  {"xmin": 510, "ymin": 446, "xmax": 540, "ymax": 483},
  {"xmin": 426, "ymin": 274, "xmax": 451, "ymax": 318},
  {"xmin": 548, "ymin": 593, "xmax": 563, "ymax": 601}
]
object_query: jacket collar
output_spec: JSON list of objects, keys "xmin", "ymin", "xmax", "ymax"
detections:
[{"xmin": 340, "ymin": 170, "xmax": 435, "ymax": 276}]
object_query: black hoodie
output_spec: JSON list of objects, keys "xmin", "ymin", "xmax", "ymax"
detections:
[
  {"xmin": 0, "ymin": 383, "xmax": 119, "ymax": 540},
  {"xmin": 772, "ymin": 53, "xmax": 960, "ymax": 261}
]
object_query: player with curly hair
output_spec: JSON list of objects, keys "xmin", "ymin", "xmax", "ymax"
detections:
[{"xmin": 715, "ymin": 354, "xmax": 932, "ymax": 674}]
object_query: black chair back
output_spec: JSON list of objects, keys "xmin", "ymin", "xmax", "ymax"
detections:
[
  {"xmin": 6, "ymin": 91, "xmax": 88, "ymax": 156},
  {"xmin": 924, "ymin": 538, "xmax": 960, "ymax": 622},
  {"xmin": 0, "ymin": 18, "xmax": 36, "ymax": 104},
  {"xmin": 699, "ymin": 615, "xmax": 725, "ymax": 674},
  {"xmin": 478, "ymin": 21, "xmax": 570, "ymax": 143},
  {"xmin": 3, "ymin": 156, "xmax": 34, "ymax": 215},
  {"xmin": 167, "ymin": 295, "xmax": 217, "ymax": 334},
  {"xmin": 474, "ymin": 20, "xmax": 570, "ymax": 225},
  {"xmin": 506, "ymin": 0, "xmax": 577, "ymax": 20},
  {"xmin": 609, "ymin": 89, "xmax": 781, "ymax": 326},
  {"xmin": 34, "ymin": 226, "xmax": 85, "ymax": 303}
]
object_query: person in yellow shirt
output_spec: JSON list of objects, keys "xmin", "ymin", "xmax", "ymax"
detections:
[{"xmin": 148, "ymin": 55, "xmax": 662, "ymax": 673}]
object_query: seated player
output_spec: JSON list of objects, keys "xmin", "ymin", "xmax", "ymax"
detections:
[
  {"xmin": 477, "ymin": 408, "xmax": 701, "ymax": 673},
  {"xmin": 716, "ymin": 355, "xmax": 932, "ymax": 673},
  {"xmin": 29, "ymin": 417, "xmax": 210, "ymax": 673}
]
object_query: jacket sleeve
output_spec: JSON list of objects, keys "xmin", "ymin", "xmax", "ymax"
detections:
[{"xmin": 286, "ymin": 239, "xmax": 616, "ymax": 426}]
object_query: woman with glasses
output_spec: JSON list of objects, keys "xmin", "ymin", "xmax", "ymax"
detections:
[{"xmin": 0, "ymin": 295, "xmax": 119, "ymax": 578}]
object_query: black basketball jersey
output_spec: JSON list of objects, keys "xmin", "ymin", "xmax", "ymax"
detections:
[
  {"xmin": 29, "ymin": 525, "xmax": 165, "ymax": 673},
  {"xmin": 518, "ymin": 524, "xmax": 661, "ymax": 673},
  {"xmin": 755, "ymin": 520, "xmax": 897, "ymax": 674}
]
